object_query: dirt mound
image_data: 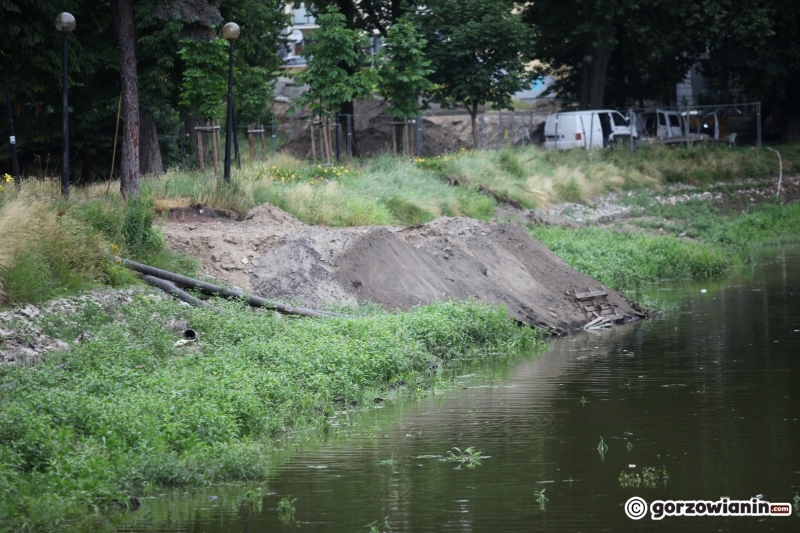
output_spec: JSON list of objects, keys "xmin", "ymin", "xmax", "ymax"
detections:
[
  {"xmin": 252, "ymin": 218, "xmax": 640, "ymax": 329},
  {"xmin": 162, "ymin": 204, "xmax": 642, "ymax": 330}
]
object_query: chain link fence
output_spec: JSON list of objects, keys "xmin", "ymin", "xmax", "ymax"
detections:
[{"xmin": 184, "ymin": 102, "xmax": 762, "ymax": 165}]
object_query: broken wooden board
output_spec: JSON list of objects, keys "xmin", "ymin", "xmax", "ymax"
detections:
[{"xmin": 569, "ymin": 286, "xmax": 630, "ymax": 328}]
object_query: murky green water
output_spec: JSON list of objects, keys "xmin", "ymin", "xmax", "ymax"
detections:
[{"xmin": 118, "ymin": 248, "xmax": 800, "ymax": 532}]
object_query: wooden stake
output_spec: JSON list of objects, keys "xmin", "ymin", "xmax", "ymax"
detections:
[
  {"xmin": 392, "ymin": 123, "xmax": 397, "ymax": 156},
  {"xmin": 248, "ymin": 123, "xmax": 255, "ymax": 161},
  {"xmin": 404, "ymin": 120, "xmax": 410, "ymax": 157},
  {"xmin": 197, "ymin": 130, "xmax": 205, "ymax": 174},
  {"xmin": 310, "ymin": 122, "xmax": 317, "ymax": 164},
  {"xmin": 211, "ymin": 121, "xmax": 220, "ymax": 176},
  {"xmin": 324, "ymin": 121, "xmax": 333, "ymax": 164},
  {"xmin": 260, "ymin": 131, "xmax": 266, "ymax": 161}
]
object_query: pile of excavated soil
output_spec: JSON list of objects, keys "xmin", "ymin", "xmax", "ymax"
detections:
[{"xmin": 162, "ymin": 204, "xmax": 643, "ymax": 330}]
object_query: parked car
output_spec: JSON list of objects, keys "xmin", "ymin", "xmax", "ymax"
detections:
[
  {"xmin": 543, "ymin": 110, "xmax": 635, "ymax": 150},
  {"xmin": 281, "ymin": 56, "xmax": 308, "ymax": 69}
]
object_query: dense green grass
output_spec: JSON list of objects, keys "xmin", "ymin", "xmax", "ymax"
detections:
[
  {"xmin": 0, "ymin": 187, "xmax": 193, "ymax": 305},
  {"xmin": 0, "ymin": 298, "xmax": 542, "ymax": 532},
  {"xmin": 625, "ymin": 198, "xmax": 800, "ymax": 256},
  {"xmin": 144, "ymin": 143, "xmax": 799, "ymax": 226},
  {"xmin": 531, "ymin": 226, "xmax": 729, "ymax": 290},
  {"xmin": 532, "ymin": 200, "xmax": 800, "ymax": 291}
]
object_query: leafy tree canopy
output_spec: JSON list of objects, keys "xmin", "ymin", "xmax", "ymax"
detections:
[
  {"xmin": 290, "ymin": 5, "xmax": 373, "ymax": 121},
  {"xmin": 414, "ymin": 0, "xmax": 534, "ymax": 145},
  {"xmin": 375, "ymin": 17, "xmax": 432, "ymax": 120}
]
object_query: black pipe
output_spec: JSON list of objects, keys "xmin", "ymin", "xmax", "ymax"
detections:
[
  {"xmin": 142, "ymin": 275, "xmax": 216, "ymax": 309},
  {"xmin": 4, "ymin": 75, "xmax": 20, "ymax": 186},
  {"xmin": 117, "ymin": 257, "xmax": 343, "ymax": 318}
]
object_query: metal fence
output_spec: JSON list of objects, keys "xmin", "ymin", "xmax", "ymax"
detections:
[
  {"xmin": 233, "ymin": 110, "xmax": 551, "ymax": 161},
  {"xmin": 186, "ymin": 102, "xmax": 762, "ymax": 165},
  {"xmin": 627, "ymin": 102, "xmax": 762, "ymax": 150}
]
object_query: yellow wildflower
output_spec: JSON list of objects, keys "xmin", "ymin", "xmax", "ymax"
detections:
[
  {"xmin": 3, "ymin": 173, "xmax": 12, "ymax": 183},
  {"xmin": 111, "ymin": 244, "xmax": 120, "ymax": 255}
]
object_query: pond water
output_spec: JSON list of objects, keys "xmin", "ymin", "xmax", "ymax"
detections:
[{"xmin": 117, "ymin": 247, "xmax": 800, "ymax": 532}]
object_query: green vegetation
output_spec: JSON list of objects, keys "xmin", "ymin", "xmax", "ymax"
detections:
[
  {"xmin": 445, "ymin": 447, "xmax": 484, "ymax": 469},
  {"xmin": 0, "ymin": 297, "xmax": 541, "ymax": 531},
  {"xmin": 531, "ymin": 226, "xmax": 729, "ymax": 290},
  {"xmin": 2, "ymin": 144, "xmax": 797, "ymax": 304},
  {"xmin": 276, "ymin": 495, "xmax": 297, "ymax": 520},
  {"xmin": 532, "ymin": 190, "xmax": 800, "ymax": 292},
  {"xmin": 534, "ymin": 488, "xmax": 549, "ymax": 510},
  {"xmin": 0, "ymin": 183, "xmax": 191, "ymax": 305},
  {"xmin": 146, "ymin": 143, "xmax": 798, "ymax": 223},
  {"xmin": 625, "ymin": 197, "xmax": 800, "ymax": 259},
  {"xmin": 618, "ymin": 466, "xmax": 669, "ymax": 489}
]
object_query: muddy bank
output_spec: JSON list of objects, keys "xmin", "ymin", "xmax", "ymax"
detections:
[{"xmin": 162, "ymin": 205, "xmax": 643, "ymax": 330}]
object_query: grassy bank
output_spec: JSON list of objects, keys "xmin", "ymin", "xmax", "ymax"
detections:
[
  {"xmin": 147, "ymin": 143, "xmax": 799, "ymax": 224},
  {"xmin": 532, "ymin": 200, "xmax": 800, "ymax": 292},
  {"xmin": 1, "ymin": 144, "xmax": 796, "ymax": 304},
  {"xmin": 0, "ymin": 297, "xmax": 542, "ymax": 532}
]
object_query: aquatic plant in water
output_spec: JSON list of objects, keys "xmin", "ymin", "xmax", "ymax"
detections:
[
  {"xmin": 366, "ymin": 517, "xmax": 392, "ymax": 532},
  {"xmin": 618, "ymin": 466, "xmax": 669, "ymax": 489},
  {"xmin": 277, "ymin": 495, "xmax": 297, "ymax": 521},
  {"xmin": 534, "ymin": 488, "xmax": 549, "ymax": 510},
  {"xmin": 597, "ymin": 437, "xmax": 609, "ymax": 460},
  {"xmin": 446, "ymin": 447, "xmax": 484, "ymax": 468}
]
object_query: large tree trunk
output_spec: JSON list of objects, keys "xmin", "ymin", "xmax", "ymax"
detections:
[
  {"xmin": 113, "ymin": 0, "xmax": 141, "ymax": 199},
  {"xmin": 579, "ymin": 37, "xmax": 591, "ymax": 110},
  {"xmin": 339, "ymin": 100, "xmax": 356, "ymax": 155},
  {"xmin": 589, "ymin": 27, "xmax": 613, "ymax": 110},
  {"xmin": 139, "ymin": 114, "xmax": 164, "ymax": 176},
  {"xmin": 467, "ymin": 102, "xmax": 479, "ymax": 149}
]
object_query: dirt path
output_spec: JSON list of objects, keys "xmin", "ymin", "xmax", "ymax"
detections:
[{"xmin": 162, "ymin": 205, "xmax": 643, "ymax": 331}]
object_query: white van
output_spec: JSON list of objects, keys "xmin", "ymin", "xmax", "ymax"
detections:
[
  {"xmin": 635, "ymin": 109, "xmax": 685, "ymax": 139},
  {"xmin": 543, "ymin": 110, "xmax": 635, "ymax": 150}
]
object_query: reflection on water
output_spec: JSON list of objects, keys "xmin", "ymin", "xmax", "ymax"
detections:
[{"xmin": 117, "ymin": 248, "xmax": 800, "ymax": 532}]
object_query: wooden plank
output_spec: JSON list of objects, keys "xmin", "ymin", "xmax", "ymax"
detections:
[
  {"xmin": 575, "ymin": 290, "xmax": 608, "ymax": 300},
  {"xmin": 583, "ymin": 316, "xmax": 606, "ymax": 329},
  {"xmin": 601, "ymin": 309, "xmax": 614, "ymax": 315},
  {"xmin": 583, "ymin": 305, "xmax": 596, "ymax": 312}
]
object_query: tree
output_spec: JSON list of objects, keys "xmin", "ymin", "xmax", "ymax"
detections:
[
  {"xmin": 375, "ymin": 18, "xmax": 432, "ymax": 154},
  {"xmin": 414, "ymin": 0, "xmax": 534, "ymax": 147},
  {"xmin": 177, "ymin": 38, "xmax": 228, "ymax": 122},
  {"xmin": 522, "ymin": 1, "xmax": 705, "ymax": 109},
  {"xmin": 290, "ymin": 5, "xmax": 373, "ymax": 161},
  {"xmin": 699, "ymin": 0, "xmax": 800, "ymax": 139},
  {"xmin": 112, "ymin": 0, "xmax": 141, "ymax": 198}
]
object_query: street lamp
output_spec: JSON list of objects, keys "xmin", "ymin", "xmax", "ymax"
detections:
[
  {"xmin": 55, "ymin": 12, "xmax": 76, "ymax": 196},
  {"xmin": 222, "ymin": 22, "xmax": 239, "ymax": 182}
]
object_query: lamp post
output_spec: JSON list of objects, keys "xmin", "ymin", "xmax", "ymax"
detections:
[
  {"xmin": 55, "ymin": 12, "xmax": 75, "ymax": 196},
  {"xmin": 222, "ymin": 22, "xmax": 239, "ymax": 183}
]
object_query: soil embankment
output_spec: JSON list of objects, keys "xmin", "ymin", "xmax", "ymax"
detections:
[{"xmin": 162, "ymin": 204, "xmax": 643, "ymax": 330}]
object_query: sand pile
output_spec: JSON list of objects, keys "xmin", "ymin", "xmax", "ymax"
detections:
[{"xmin": 163, "ymin": 204, "xmax": 642, "ymax": 330}]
